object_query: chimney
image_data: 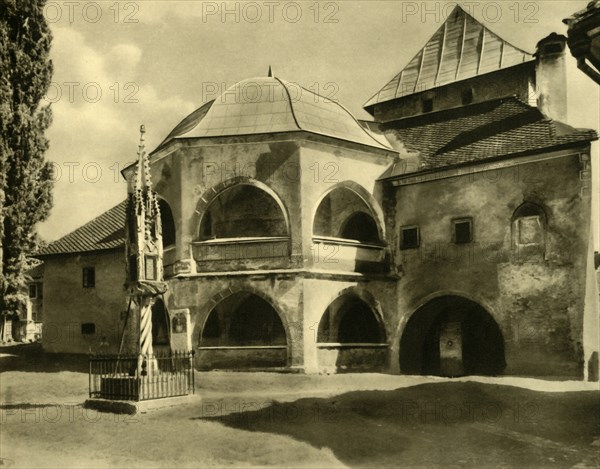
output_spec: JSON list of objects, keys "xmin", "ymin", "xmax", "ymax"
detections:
[{"xmin": 535, "ymin": 33, "xmax": 568, "ymax": 122}]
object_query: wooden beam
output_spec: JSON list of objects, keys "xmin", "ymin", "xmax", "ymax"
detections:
[
  {"xmin": 414, "ymin": 49, "xmax": 425, "ymax": 93},
  {"xmin": 455, "ymin": 12, "xmax": 467, "ymax": 80},
  {"xmin": 477, "ymin": 27, "xmax": 486, "ymax": 75},
  {"xmin": 394, "ymin": 70, "xmax": 404, "ymax": 98},
  {"xmin": 435, "ymin": 21, "xmax": 448, "ymax": 86}
]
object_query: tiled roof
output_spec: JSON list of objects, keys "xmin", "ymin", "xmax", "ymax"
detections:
[
  {"xmin": 379, "ymin": 97, "xmax": 598, "ymax": 179},
  {"xmin": 364, "ymin": 6, "xmax": 533, "ymax": 108},
  {"xmin": 153, "ymin": 77, "xmax": 394, "ymax": 152},
  {"xmin": 37, "ymin": 200, "xmax": 127, "ymax": 256}
]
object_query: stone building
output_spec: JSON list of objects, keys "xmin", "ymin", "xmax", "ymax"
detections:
[
  {"xmin": 39, "ymin": 7, "xmax": 599, "ymax": 379},
  {"xmin": 36, "ymin": 202, "xmax": 128, "ymax": 354}
]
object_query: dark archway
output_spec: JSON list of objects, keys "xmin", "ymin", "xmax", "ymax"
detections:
[
  {"xmin": 340, "ymin": 212, "xmax": 380, "ymax": 244},
  {"xmin": 158, "ymin": 199, "xmax": 176, "ymax": 247},
  {"xmin": 318, "ymin": 294, "xmax": 384, "ymax": 343},
  {"xmin": 400, "ymin": 296, "xmax": 505, "ymax": 377},
  {"xmin": 313, "ymin": 188, "xmax": 382, "ymax": 244},
  {"xmin": 151, "ymin": 298, "xmax": 170, "ymax": 347},
  {"xmin": 199, "ymin": 292, "xmax": 287, "ymax": 368},
  {"xmin": 199, "ymin": 185, "xmax": 288, "ymax": 240}
]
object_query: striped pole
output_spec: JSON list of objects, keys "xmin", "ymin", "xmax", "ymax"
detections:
[
  {"xmin": 137, "ymin": 296, "xmax": 157, "ymax": 377},
  {"xmin": 140, "ymin": 300, "xmax": 153, "ymax": 357}
]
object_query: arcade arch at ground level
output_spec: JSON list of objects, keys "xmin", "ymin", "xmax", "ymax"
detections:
[
  {"xmin": 196, "ymin": 290, "xmax": 289, "ymax": 369},
  {"xmin": 315, "ymin": 291, "xmax": 388, "ymax": 372},
  {"xmin": 399, "ymin": 295, "xmax": 506, "ymax": 377}
]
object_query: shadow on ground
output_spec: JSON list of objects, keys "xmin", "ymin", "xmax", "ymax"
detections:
[
  {"xmin": 0, "ymin": 403, "xmax": 65, "ymax": 410},
  {"xmin": 0, "ymin": 343, "xmax": 88, "ymax": 373},
  {"xmin": 196, "ymin": 381, "xmax": 600, "ymax": 467}
]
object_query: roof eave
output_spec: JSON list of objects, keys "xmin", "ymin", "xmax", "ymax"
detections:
[
  {"xmin": 378, "ymin": 137, "xmax": 597, "ymax": 182},
  {"xmin": 157, "ymin": 129, "xmax": 398, "ymax": 155},
  {"xmin": 35, "ymin": 245, "xmax": 125, "ymax": 259}
]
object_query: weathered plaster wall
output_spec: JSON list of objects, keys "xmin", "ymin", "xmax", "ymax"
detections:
[
  {"xmin": 389, "ymin": 149, "xmax": 592, "ymax": 377},
  {"xmin": 41, "ymin": 250, "xmax": 128, "ymax": 354},
  {"xmin": 167, "ymin": 273, "xmax": 304, "ymax": 369}
]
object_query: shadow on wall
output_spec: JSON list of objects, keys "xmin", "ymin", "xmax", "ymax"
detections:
[{"xmin": 195, "ymin": 381, "xmax": 600, "ymax": 467}]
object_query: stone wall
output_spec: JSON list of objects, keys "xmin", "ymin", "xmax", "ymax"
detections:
[
  {"xmin": 41, "ymin": 249, "xmax": 128, "ymax": 354},
  {"xmin": 387, "ymin": 147, "xmax": 595, "ymax": 378}
]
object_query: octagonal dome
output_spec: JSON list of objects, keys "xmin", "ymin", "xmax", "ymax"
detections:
[{"xmin": 160, "ymin": 76, "xmax": 393, "ymax": 151}]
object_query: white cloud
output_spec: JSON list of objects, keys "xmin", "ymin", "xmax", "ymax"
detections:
[{"xmin": 38, "ymin": 25, "xmax": 195, "ymax": 241}]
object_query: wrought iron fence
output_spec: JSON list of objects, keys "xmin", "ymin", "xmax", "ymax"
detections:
[{"xmin": 89, "ymin": 351, "xmax": 195, "ymax": 401}]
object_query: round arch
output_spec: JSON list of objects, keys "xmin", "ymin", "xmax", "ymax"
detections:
[
  {"xmin": 399, "ymin": 294, "xmax": 505, "ymax": 377},
  {"xmin": 312, "ymin": 181, "xmax": 386, "ymax": 242},
  {"xmin": 195, "ymin": 288, "xmax": 290, "ymax": 369},
  {"xmin": 317, "ymin": 287, "xmax": 387, "ymax": 344},
  {"xmin": 315, "ymin": 287, "xmax": 388, "ymax": 372},
  {"xmin": 197, "ymin": 288, "xmax": 291, "ymax": 343},
  {"xmin": 511, "ymin": 201, "xmax": 547, "ymax": 259},
  {"xmin": 194, "ymin": 177, "xmax": 291, "ymax": 241},
  {"xmin": 511, "ymin": 201, "xmax": 548, "ymax": 223},
  {"xmin": 321, "ymin": 287, "xmax": 387, "ymax": 331}
]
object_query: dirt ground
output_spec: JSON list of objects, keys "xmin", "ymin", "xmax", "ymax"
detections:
[{"xmin": 1, "ymin": 343, "xmax": 599, "ymax": 468}]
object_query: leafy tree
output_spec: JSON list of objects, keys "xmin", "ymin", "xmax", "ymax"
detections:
[{"xmin": 0, "ymin": 0, "xmax": 54, "ymax": 338}]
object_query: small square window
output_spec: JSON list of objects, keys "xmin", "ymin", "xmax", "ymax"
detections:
[
  {"xmin": 81, "ymin": 323, "xmax": 95, "ymax": 335},
  {"xmin": 28, "ymin": 284, "xmax": 38, "ymax": 299},
  {"xmin": 82, "ymin": 267, "xmax": 95, "ymax": 288},
  {"xmin": 422, "ymin": 98, "xmax": 434, "ymax": 113},
  {"xmin": 400, "ymin": 226, "xmax": 420, "ymax": 250},
  {"xmin": 461, "ymin": 88, "xmax": 474, "ymax": 105},
  {"xmin": 453, "ymin": 218, "xmax": 473, "ymax": 244}
]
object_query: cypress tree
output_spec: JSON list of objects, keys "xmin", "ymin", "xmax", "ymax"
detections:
[{"xmin": 0, "ymin": 0, "xmax": 54, "ymax": 338}]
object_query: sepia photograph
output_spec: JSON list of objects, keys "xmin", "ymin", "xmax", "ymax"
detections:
[{"xmin": 1, "ymin": 0, "xmax": 599, "ymax": 467}]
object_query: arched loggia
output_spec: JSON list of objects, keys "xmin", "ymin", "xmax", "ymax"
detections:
[
  {"xmin": 317, "ymin": 294, "xmax": 385, "ymax": 343},
  {"xmin": 313, "ymin": 185, "xmax": 383, "ymax": 244},
  {"xmin": 198, "ymin": 291, "xmax": 288, "ymax": 369},
  {"xmin": 199, "ymin": 184, "xmax": 288, "ymax": 240},
  {"xmin": 316, "ymin": 292, "xmax": 387, "ymax": 372}
]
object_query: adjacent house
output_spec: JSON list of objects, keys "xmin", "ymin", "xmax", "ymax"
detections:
[{"xmin": 35, "ymin": 201, "xmax": 128, "ymax": 354}]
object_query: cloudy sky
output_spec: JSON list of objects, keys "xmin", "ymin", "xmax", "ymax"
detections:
[{"xmin": 38, "ymin": 0, "xmax": 599, "ymax": 245}]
